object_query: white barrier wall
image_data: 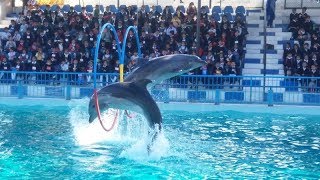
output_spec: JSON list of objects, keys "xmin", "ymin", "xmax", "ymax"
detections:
[{"xmin": 0, "ymin": 0, "xmax": 12, "ymax": 21}]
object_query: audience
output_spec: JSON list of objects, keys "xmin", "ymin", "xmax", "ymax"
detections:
[
  {"xmin": 284, "ymin": 7, "xmax": 320, "ymax": 92},
  {"xmin": 0, "ymin": 3, "xmax": 247, "ymax": 86}
]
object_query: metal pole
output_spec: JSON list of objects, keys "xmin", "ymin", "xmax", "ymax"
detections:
[
  {"xmin": 117, "ymin": 0, "xmax": 120, "ymax": 9},
  {"xmin": 196, "ymin": 0, "xmax": 201, "ymax": 53},
  {"xmin": 263, "ymin": 0, "xmax": 267, "ymax": 94}
]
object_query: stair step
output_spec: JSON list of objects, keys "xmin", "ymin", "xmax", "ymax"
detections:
[
  {"xmin": 246, "ymin": 53, "xmax": 264, "ymax": 59},
  {"xmin": 267, "ymin": 58, "xmax": 283, "ymax": 64},
  {"xmin": 0, "ymin": 24, "xmax": 8, "ymax": 29},
  {"xmin": 244, "ymin": 63, "xmax": 283, "ymax": 70},
  {"xmin": 246, "ymin": 16, "xmax": 264, "ymax": 21},
  {"xmin": 246, "ymin": 49, "xmax": 261, "ymax": 54},
  {"xmin": 267, "ymin": 54, "xmax": 283, "ymax": 59},
  {"xmin": 246, "ymin": 40, "xmax": 261, "ymax": 44},
  {"xmin": 244, "ymin": 63, "xmax": 264, "ymax": 69},
  {"xmin": 246, "ymin": 44, "xmax": 283, "ymax": 50},
  {"xmin": 242, "ymin": 68, "xmax": 262, "ymax": 75},
  {"xmin": 266, "ymin": 64, "xmax": 283, "ymax": 69},
  {"xmin": 244, "ymin": 58, "xmax": 261, "ymax": 64},
  {"xmin": 259, "ymin": 32, "xmax": 276, "ymax": 36},
  {"xmin": 261, "ymin": 69, "xmax": 284, "ymax": 75},
  {"xmin": 266, "ymin": 28, "xmax": 283, "ymax": 32},
  {"xmin": 248, "ymin": 36, "xmax": 287, "ymax": 41},
  {"xmin": 247, "ymin": 9, "xmax": 262, "ymax": 13},
  {"xmin": 6, "ymin": 13, "xmax": 18, "ymax": 18},
  {"xmin": 261, "ymin": 50, "xmax": 278, "ymax": 54},
  {"xmin": 247, "ymin": 24, "xmax": 260, "ymax": 28},
  {"xmin": 1, "ymin": 20, "xmax": 11, "ymax": 25},
  {"xmin": 5, "ymin": 16, "xmax": 17, "ymax": 21}
]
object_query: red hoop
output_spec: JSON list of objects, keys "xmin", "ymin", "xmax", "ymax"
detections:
[{"xmin": 94, "ymin": 89, "xmax": 118, "ymax": 132}]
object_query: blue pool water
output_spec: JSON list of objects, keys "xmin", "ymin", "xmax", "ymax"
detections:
[{"xmin": 0, "ymin": 99, "xmax": 319, "ymax": 178}]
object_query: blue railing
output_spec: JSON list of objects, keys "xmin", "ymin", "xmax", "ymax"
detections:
[{"xmin": 0, "ymin": 71, "xmax": 320, "ymax": 106}]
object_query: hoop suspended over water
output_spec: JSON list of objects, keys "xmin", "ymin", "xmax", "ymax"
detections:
[
  {"xmin": 93, "ymin": 89, "xmax": 118, "ymax": 132},
  {"xmin": 92, "ymin": 24, "xmax": 141, "ymax": 131}
]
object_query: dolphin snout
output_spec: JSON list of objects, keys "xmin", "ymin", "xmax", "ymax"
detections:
[
  {"xmin": 194, "ymin": 56, "xmax": 206, "ymax": 67},
  {"xmin": 89, "ymin": 111, "xmax": 98, "ymax": 123}
]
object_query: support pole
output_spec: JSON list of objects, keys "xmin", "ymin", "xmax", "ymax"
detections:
[{"xmin": 196, "ymin": 0, "xmax": 201, "ymax": 53}]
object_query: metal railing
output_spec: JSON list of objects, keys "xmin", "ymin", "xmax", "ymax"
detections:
[
  {"xmin": 284, "ymin": 0, "xmax": 320, "ymax": 9},
  {"xmin": 0, "ymin": 71, "xmax": 320, "ymax": 105}
]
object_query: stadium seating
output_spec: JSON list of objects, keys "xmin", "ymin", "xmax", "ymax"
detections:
[
  {"xmin": 155, "ymin": 5, "xmax": 163, "ymax": 14},
  {"xmin": 212, "ymin": 6, "xmax": 222, "ymax": 14},
  {"xmin": 235, "ymin": 6, "xmax": 246, "ymax": 15},
  {"xmin": 0, "ymin": 4, "xmax": 248, "ymax": 82},
  {"xmin": 223, "ymin": 6, "xmax": 234, "ymax": 14},
  {"xmin": 50, "ymin": 4, "xmax": 58, "ymax": 12},
  {"xmin": 168, "ymin": 6, "xmax": 175, "ymax": 14},
  {"xmin": 109, "ymin": 5, "xmax": 118, "ymax": 13},
  {"xmin": 74, "ymin": 5, "xmax": 81, "ymax": 13},
  {"xmin": 86, "ymin": 5, "xmax": 94, "ymax": 13},
  {"xmin": 119, "ymin": 5, "xmax": 127, "ymax": 10},
  {"xmin": 177, "ymin": 5, "xmax": 185, "ymax": 13},
  {"xmin": 62, "ymin": 5, "xmax": 70, "ymax": 13}
]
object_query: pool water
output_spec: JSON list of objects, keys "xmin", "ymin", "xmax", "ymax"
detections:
[{"xmin": 0, "ymin": 99, "xmax": 319, "ymax": 179}]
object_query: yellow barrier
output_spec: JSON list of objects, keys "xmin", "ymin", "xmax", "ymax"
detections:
[
  {"xmin": 119, "ymin": 64, "xmax": 124, "ymax": 83},
  {"xmin": 37, "ymin": 0, "xmax": 64, "ymax": 6}
]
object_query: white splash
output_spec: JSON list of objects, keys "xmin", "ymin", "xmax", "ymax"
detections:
[
  {"xmin": 68, "ymin": 99, "xmax": 170, "ymax": 161},
  {"xmin": 120, "ymin": 131, "xmax": 170, "ymax": 161}
]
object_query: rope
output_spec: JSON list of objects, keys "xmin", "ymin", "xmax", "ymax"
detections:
[{"xmin": 94, "ymin": 89, "xmax": 118, "ymax": 132}]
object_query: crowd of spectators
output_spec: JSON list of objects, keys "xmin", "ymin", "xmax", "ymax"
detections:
[
  {"xmin": 0, "ymin": 3, "xmax": 247, "ymax": 84},
  {"xmin": 284, "ymin": 7, "xmax": 320, "ymax": 91}
]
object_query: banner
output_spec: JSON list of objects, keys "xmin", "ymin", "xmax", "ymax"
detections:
[{"xmin": 36, "ymin": 0, "xmax": 64, "ymax": 6}]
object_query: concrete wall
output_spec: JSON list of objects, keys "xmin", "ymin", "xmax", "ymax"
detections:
[{"xmin": 0, "ymin": 0, "xmax": 12, "ymax": 21}]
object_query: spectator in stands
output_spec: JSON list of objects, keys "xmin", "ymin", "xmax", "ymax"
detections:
[
  {"xmin": 299, "ymin": 7, "xmax": 309, "ymax": 24},
  {"xmin": 304, "ymin": 16, "xmax": 314, "ymax": 34},
  {"xmin": 289, "ymin": 8, "xmax": 299, "ymax": 23},
  {"xmin": 283, "ymin": 52, "xmax": 295, "ymax": 75},
  {"xmin": 283, "ymin": 42, "xmax": 292, "ymax": 59},
  {"xmin": 266, "ymin": 0, "xmax": 277, "ymax": 28},
  {"xmin": 186, "ymin": 2, "xmax": 197, "ymax": 18}
]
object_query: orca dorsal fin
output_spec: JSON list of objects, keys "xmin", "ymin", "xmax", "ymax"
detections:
[{"xmin": 133, "ymin": 79, "xmax": 152, "ymax": 88}]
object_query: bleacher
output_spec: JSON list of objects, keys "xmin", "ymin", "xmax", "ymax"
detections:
[
  {"xmin": 0, "ymin": 2, "xmax": 319, "ymax": 81},
  {"xmin": 1, "ymin": 2, "xmax": 247, "ymax": 81}
]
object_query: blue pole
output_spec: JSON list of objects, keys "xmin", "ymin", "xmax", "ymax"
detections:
[
  {"xmin": 93, "ymin": 23, "xmax": 122, "ymax": 89},
  {"xmin": 121, "ymin": 26, "xmax": 142, "ymax": 66}
]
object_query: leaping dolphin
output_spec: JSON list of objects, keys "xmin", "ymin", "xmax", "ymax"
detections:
[
  {"xmin": 88, "ymin": 79, "xmax": 162, "ymax": 129},
  {"xmin": 125, "ymin": 54, "xmax": 205, "ymax": 89},
  {"xmin": 88, "ymin": 54, "xmax": 205, "ymax": 131}
]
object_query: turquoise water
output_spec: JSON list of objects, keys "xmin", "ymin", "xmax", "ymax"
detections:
[{"xmin": 0, "ymin": 100, "xmax": 320, "ymax": 179}]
